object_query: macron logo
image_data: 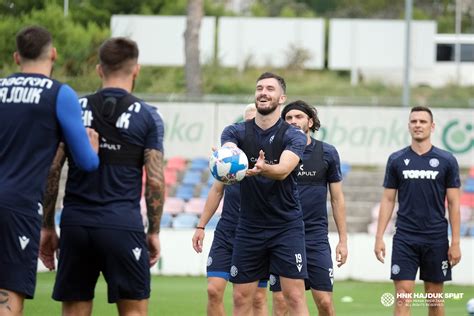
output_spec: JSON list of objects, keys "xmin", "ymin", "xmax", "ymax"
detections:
[
  {"xmin": 404, "ymin": 159, "xmax": 410, "ymax": 166},
  {"xmin": 296, "ymin": 264, "xmax": 303, "ymax": 272},
  {"xmin": 403, "ymin": 170, "xmax": 439, "ymax": 180},
  {"xmin": 132, "ymin": 247, "xmax": 142, "ymax": 261},
  {"xmin": 19, "ymin": 236, "xmax": 30, "ymax": 250}
]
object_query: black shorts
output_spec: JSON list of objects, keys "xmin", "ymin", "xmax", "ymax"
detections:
[
  {"xmin": 229, "ymin": 222, "xmax": 307, "ymax": 284},
  {"xmin": 391, "ymin": 236, "xmax": 451, "ymax": 283},
  {"xmin": 53, "ymin": 226, "xmax": 150, "ymax": 303},
  {"xmin": 270, "ymin": 238, "xmax": 333, "ymax": 292},
  {"xmin": 0, "ymin": 210, "xmax": 41, "ymax": 298}
]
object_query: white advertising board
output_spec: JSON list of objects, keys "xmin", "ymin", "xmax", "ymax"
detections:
[
  {"xmin": 152, "ymin": 103, "xmax": 474, "ymax": 168},
  {"xmin": 111, "ymin": 15, "xmax": 216, "ymax": 66}
]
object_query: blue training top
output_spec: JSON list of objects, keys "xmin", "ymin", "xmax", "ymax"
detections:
[
  {"xmin": 0, "ymin": 73, "xmax": 98, "ymax": 219},
  {"xmin": 218, "ymin": 183, "xmax": 241, "ymax": 229},
  {"xmin": 383, "ymin": 145, "xmax": 460, "ymax": 241},
  {"xmin": 221, "ymin": 118, "xmax": 306, "ymax": 227},
  {"xmin": 61, "ymin": 88, "xmax": 164, "ymax": 232},
  {"xmin": 298, "ymin": 138, "xmax": 342, "ymax": 240}
]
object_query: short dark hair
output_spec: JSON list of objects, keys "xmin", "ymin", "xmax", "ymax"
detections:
[
  {"xmin": 256, "ymin": 72, "xmax": 286, "ymax": 93},
  {"xmin": 410, "ymin": 106, "xmax": 433, "ymax": 121},
  {"xmin": 99, "ymin": 37, "xmax": 139, "ymax": 75},
  {"xmin": 281, "ymin": 100, "xmax": 321, "ymax": 132},
  {"xmin": 16, "ymin": 25, "xmax": 52, "ymax": 60}
]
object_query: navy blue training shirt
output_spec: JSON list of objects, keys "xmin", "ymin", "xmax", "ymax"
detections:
[
  {"xmin": 0, "ymin": 73, "xmax": 98, "ymax": 219},
  {"xmin": 61, "ymin": 88, "xmax": 164, "ymax": 232},
  {"xmin": 221, "ymin": 118, "xmax": 306, "ymax": 227},
  {"xmin": 383, "ymin": 146, "xmax": 460, "ymax": 241},
  {"xmin": 298, "ymin": 138, "xmax": 342, "ymax": 240},
  {"xmin": 219, "ymin": 183, "xmax": 241, "ymax": 229}
]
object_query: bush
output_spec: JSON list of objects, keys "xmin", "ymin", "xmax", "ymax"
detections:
[{"xmin": 0, "ymin": 3, "xmax": 109, "ymax": 77}]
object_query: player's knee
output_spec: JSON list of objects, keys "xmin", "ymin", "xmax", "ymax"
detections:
[
  {"xmin": 252, "ymin": 291, "xmax": 267, "ymax": 310},
  {"xmin": 207, "ymin": 283, "xmax": 224, "ymax": 302},
  {"xmin": 272, "ymin": 297, "xmax": 289, "ymax": 316},
  {"xmin": 395, "ymin": 288, "xmax": 412, "ymax": 306},
  {"xmin": 283, "ymin": 290, "xmax": 305, "ymax": 310},
  {"xmin": 315, "ymin": 295, "xmax": 334, "ymax": 314},
  {"xmin": 233, "ymin": 289, "xmax": 250, "ymax": 308},
  {"xmin": 273, "ymin": 293, "xmax": 287, "ymax": 311}
]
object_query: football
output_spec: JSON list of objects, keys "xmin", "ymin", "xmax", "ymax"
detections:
[{"xmin": 209, "ymin": 146, "xmax": 248, "ymax": 185}]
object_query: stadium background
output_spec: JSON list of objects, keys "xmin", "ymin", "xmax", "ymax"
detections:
[{"xmin": 2, "ymin": 0, "xmax": 473, "ymax": 314}]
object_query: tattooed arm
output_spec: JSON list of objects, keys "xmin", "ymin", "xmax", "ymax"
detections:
[
  {"xmin": 39, "ymin": 143, "xmax": 66, "ymax": 270},
  {"xmin": 144, "ymin": 148, "xmax": 165, "ymax": 266}
]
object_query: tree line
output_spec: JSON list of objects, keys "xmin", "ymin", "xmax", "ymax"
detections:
[{"xmin": 1, "ymin": 0, "xmax": 472, "ymax": 92}]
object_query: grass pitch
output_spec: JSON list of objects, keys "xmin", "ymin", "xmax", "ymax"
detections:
[{"xmin": 25, "ymin": 273, "xmax": 473, "ymax": 315}]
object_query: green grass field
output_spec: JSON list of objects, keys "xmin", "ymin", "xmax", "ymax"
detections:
[{"xmin": 25, "ymin": 273, "xmax": 473, "ymax": 315}]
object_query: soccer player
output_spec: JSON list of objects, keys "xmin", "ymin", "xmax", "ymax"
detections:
[
  {"xmin": 221, "ymin": 72, "xmax": 309, "ymax": 316},
  {"xmin": 270, "ymin": 100, "xmax": 348, "ymax": 316},
  {"xmin": 192, "ymin": 103, "xmax": 268, "ymax": 316},
  {"xmin": 0, "ymin": 25, "xmax": 99, "ymax": 315},
  {"xmin": 374, "ymin": 106, "xmax": 461, "ymax": 315},
  {"xmin": 39, "ymin": 37, "xmax": 165, "ymax": 316}
]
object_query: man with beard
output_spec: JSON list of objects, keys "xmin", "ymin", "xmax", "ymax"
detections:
[
  {"xmin": 0, "ymin": 25, "xmax": 99, "ymax": 315},
  {"xmin": 270, "ymin": 100, "xmax": 348, "ymax": 316},
  {"xmin": 374, "ymin": 106, "xmax": 461, "ymax": 315},
  {"xmin": 40, "ymin": 37, "xmax": 165, "ymax": 316},
  {"xmin": 220, "ymin": 72, "xmax": 309, "ymax": 315},
  {"xmin": 192, "ymin": 103, "xmax": 268, "ymax": 316}
]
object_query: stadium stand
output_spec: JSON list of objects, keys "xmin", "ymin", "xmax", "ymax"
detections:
[
  {"xmin": 160, "ymin": 212, "xmax": 173, "ymax": 228},
  {"xmin": 200, "ymin": 185, "xmax": 211, "ymax": 198},
  {"xmin": 175, "ymin": 184, "xmax": 195, "ymax": 201},
  {"xmin": 460, "ymin": 167, "xmax": 474, "ymax": 235},
  {"xmin": 172, "ymin": 213, "xmax": 199, "ymax": 229},
  {"xmin": 206, "ymin": 214, "xmax": 221, "ymax": 229},
  {"xmin": 188, "ymin": 157, "xmax": 209, "ymax": 171},
  {"xmin": 184, "ymin": 197, "xmax": 207, "ymax": 215},
  {"xmin": 163, "ymin": 197, "xmax": 186, "ymax": 215},
  {"xmin": 55, "ymin": 208, "xmax": 62, "ymax": 226},
  {"xmin": 181, "ymin": 170, "xmax": 203, "ymax": 186},
  {"xmin": 166, "ymin": 156, "xmax": 187, "ymax": 172},
  {"xmin": 164, "ymin": 168, "xmax": 178, "ymax": 186}
]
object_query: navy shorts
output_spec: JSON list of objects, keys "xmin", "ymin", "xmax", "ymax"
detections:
[
  {"xmin": 391, "ymin": 236, "xmax": 451, "ymax": 283},
  {"xmin": 0, "ymin": 210, "xmax": 40, "ymax": 299},
  {"xmin": 207, "ymin": 224, "xmax": 268, "ymax": 288},
  {"xmin": 270, "ymin": 238, "xmax": 333, "ymax": 292},
  {"xmin": 207, "ymin": 224, "xmax": 235, "ymax": 280},
  {"xmin": 229, "ymin": 222, "xmax": 307, "ymax": 284},
  {"xmin": 53, "ymin": 226, "xmax": 151, "ymax": 303}
]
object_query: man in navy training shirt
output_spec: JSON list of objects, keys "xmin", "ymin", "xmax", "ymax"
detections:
[
  {"xmin": 0, "ymin": 25, "xmax": 99, "ymax": 315},
  {"xmin": 374, "ymin": 106, "xmax": 461, "ymax": 316},
  {"xmin": 270, "ymin": 100, "xmax": 348, "ymax": 316},
  {"xmin": 220, "ymin": 72, "xmax": 309, "ymax": 315},
  {"xmin": 40, "ymin": 37, "xmax": 165, "ymax": 316},
  {"xmin": 192, "ymin": 103, "xmax": 268, "ymax": 316}
]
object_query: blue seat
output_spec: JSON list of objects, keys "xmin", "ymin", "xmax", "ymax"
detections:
[
  {"xmin": 448, "ymin": 224, "xmax": 470, "ymax": 236},
  {"xmin": 200, "ymin": 186, "xmax": 211, "ymax": 198},
  {"xmin": 175, "ymin": 184, "xmax": 195, "ymax": 201},
  {"xmin": 189, "ymin": 157, "xmax": 209, "ymax": 171},
  {"xmin": 206, "ymin": 214, "xmax": 220, "ymax": 229},
  {"xmin": 160, "ymin": 213, "xmax": 173, "ymax": 228},
  {"xmin": 340, "ymin": 162, "xmax": 351, "ymax": 178},
  {"xmin": 55, "ymin": 208, "xmax": 63, "ymax": 226},
  {"xmin": 182, "ymin": 170, "xmax": 202, "ymax": 185},
  {"xmin": 464, "ymin": 178, "xmax": 474, "ymax": 193},
  {"xmin": 469, "ymin": 224, "xmax": 474, "ymax": 237},
  {"xmin": 172, "ymin": 213, "xmax": 199, "ymax": 229},
  {"xmin": 207, "ymin": 173, "xmax": 215, "ymax": 186}
]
